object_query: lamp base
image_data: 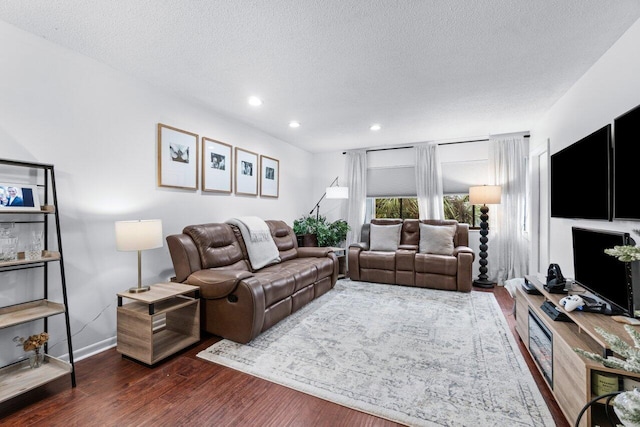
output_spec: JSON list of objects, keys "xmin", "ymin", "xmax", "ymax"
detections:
[
  {"xmin": 129, "ymin": 285, "xmax": 150, "ymax": 293},
  {"xmin": 473, "ymin": 279, "xmax": 495, "ymax": 289}
]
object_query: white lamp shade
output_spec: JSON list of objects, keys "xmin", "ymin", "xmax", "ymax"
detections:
[
  {"xmin": 115, "ymin": 219, "xmax": 163, "ymax": 251},
  {"xmin": 469, "ymin": 185, "xmax": 502, "ymax": 205},
  {"xmin": 326, "ymin": 186, "xmax": 349, "ymax": 199}
]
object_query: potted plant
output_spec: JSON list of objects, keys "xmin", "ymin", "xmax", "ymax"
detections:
[{"xmin": 293, "ymin": 215, "xmax": 350, "ymax": 247}]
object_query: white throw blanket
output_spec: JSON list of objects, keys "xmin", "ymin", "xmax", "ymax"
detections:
[{"xmin": 226, "ymin": 216, "xmax": 280, "ymax": 270}]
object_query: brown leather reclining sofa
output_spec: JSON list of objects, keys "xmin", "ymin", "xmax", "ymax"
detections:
[
  {"xmin": 166, "ymin": 220, "xmax": 338, "ymax": 343},
  {"xmin": 348, "ymin": 219, "xmax": 475, "ymax": 292}
]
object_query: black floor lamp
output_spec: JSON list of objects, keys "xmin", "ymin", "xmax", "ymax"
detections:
[
  {"xmin": 309, "ymin": 176, "xmax": 349, "ymax": 221},
  {"xmin": 469, "ymin": 185, "xmax": 502, "ymax": 289}
]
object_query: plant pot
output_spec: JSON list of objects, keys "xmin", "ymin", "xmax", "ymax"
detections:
[{"xmin": 297, "ymin": 233, "xmax": 318, "ymax": 247}]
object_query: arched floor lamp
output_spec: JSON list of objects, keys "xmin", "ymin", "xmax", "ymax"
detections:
[
  {"xmin": 469, "ymin": 185, "xmax": 501, "ymax": 289},
  {"xmin": 309, "ymin": 176, "xmax": 349, "ymax": 221}
]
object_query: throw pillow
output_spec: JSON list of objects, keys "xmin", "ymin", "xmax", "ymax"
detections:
[
  {"xmin": 369, "ymin": 223, "xmax": 402, "ymax": 251},
  {"xmin": 419, "ymin": 223, "xmax": 456, "ymax": 255}
]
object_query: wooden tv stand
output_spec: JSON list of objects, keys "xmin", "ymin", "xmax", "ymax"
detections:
[{"xmin": 517, "ymin": 275, "xmax": 640, "ymax": 427}]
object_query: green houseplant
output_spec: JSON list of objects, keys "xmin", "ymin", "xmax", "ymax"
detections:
[{"xmin": 293, "ymin": 215, "xmax": 350, "ymax": 247}]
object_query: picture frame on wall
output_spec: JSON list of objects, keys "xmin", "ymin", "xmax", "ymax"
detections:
[
  {"xmin": 202, "ymin": 137, "xmax": 232, "ymax": 193},
  {"xmin": 157, "ymin": 123, "xmax": 199, "ymax": 190},
  {"xmin": 235, "ymin": 147, "xmax": 259, "ymax": 196},
  {"xmin": 260, "ymin": 155, "xmax": 279, "ymax": 198},
  {"xmin": 0, "ymin": 183, "xmax": 40, "ymax": 211}
]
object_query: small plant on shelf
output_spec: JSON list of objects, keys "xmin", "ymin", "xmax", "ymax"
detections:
[{"xmin": 14, "ymin": 332, "xmax": 49, "ymax": 368}]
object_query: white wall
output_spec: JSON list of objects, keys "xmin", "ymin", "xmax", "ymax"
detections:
[
  {"xmin": 0, "ymin": 21, "xmax": 314, "ymax": 363},
  {"xmin": 530, "ymin": 17, "xmax": 640, "ymax": 278}
]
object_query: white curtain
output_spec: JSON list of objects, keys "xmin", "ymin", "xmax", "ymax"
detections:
[
  {"xmin": 415, "ymin": 143, "xmax": 444, "ymax": 219},
  {"xmin": 345, "ymin": 150, "xmax": 367, "ymax": 247},
  {"xmin": 487, "ymin": 133, "xmax": 529, "ymax": 285}
]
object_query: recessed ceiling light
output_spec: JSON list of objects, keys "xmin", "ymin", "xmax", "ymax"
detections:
[
  {"xmin": 289, "ymin": 121, "xmax": 300, "ymax": 128},
  {"xmin": 248, "ymin": 96, "xmax": 263, "ymax": 106},
  {"xmin": 370, "ymin": 124, "xmax": 381, "ymax": 131}
]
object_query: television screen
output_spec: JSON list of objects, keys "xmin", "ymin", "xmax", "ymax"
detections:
[
  {"xmin": 550, "ymin": 125, "xmax": 611, "ymax": 220},
  {"xmin": 614, "ymin": 103, "xmax": 640, "ymax": 220},
  {"xmin": 572, "ymin": 227, "xmax": 634, "ymax": 316}
]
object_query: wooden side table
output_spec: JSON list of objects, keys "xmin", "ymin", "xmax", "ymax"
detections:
[
  {"xmin": 329, "ymin": 247, "xmax": 347, "ymax": 278},
  {"xmin": 117, "ymin": 282, "xmax": 200, "ymax": 365}
]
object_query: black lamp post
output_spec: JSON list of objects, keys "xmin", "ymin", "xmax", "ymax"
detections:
[{"xmin": 469, "ymin": 185, "xmax": 502, "ymax": 288}]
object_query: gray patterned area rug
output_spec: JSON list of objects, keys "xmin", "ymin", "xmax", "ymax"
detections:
[{"xmin": 197, "ymin": 280, "xmax": 555, "ymax": 426}]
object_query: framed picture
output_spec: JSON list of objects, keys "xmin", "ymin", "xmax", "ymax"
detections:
[
  {"xmin": 157, "ymin": 123, "xmax": 199, "ymax": 190},
  {"xmin": 234, "ymin": 147, "xmax": 258, "ymax": 196},
  {"xmin": 202, "ymin": 137, "xmax": 232, "ymax": 193},
  {"xmin": 0, "ymin": 183, "xmax": 41, "ymax": 211},
  {"xmin": 260, "ymin": 155, "xmax": 279, "ymax": 198}
]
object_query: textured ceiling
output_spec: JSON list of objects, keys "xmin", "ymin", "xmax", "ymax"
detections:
[{"xmin": 1, "ymin": 1, "xmax": 639, "ymax": 153}]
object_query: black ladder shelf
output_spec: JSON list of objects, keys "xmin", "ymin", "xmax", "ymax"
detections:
[{"xmin": 0, "ymin": 158, "xmax": 76, "ymax": 403}]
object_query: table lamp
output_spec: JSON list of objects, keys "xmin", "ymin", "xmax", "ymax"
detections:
[
  {"xmin": 469, "ymin": 185, "xmax": 501, "ymax": 288},
  {"xmin": 115, "ymin": 219, "xmax": 163, "ymax": 293}
]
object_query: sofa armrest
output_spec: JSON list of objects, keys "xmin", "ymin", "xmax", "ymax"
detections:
[
  {"xmin": 453, "ymin": 245, "xmax": 475, "ymax": 259},
  {"xmin": 297, "ymin": 247, "xmax": 333, "ymax": 257},
  {"xmin": 455, "ymin": 246, "xmax": 475, "ymax": 292},
  {"xmin": 186, "ymin": 269, "xmax": 254, "ymax": 299}
]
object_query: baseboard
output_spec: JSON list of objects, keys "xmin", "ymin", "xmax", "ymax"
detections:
[{"xmin": 56, "ymin": 336, "xmax": 117, "ymax": 363}]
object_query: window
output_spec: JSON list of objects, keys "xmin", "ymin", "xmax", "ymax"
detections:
[
  {"xmin": 444, "ymin": 194, "xmax": 480, "ymax": 227},
  {"xmin": 374, "ymin": 197, "xmax": 419, "ymax": 219},
  {"xmin": 369, "ymin": 194, "xmax": 481, "ymax": 227}
]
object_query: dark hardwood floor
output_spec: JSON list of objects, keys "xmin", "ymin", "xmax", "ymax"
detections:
[{"xmin": 0, "ymin": 286, "xmax": 569, "ymax": 426}]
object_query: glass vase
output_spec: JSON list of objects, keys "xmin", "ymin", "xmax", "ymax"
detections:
[
  {"xmin": 0, "ymin": 223, "xmax": 18, "ymax": 261},
  {"xmin": 29, "ymin": 348, "xmax": 45, "ymax": 369}
]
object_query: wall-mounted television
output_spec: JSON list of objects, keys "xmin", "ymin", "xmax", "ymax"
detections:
[
  {"xmin": 614, "ymin": 103, "xmax": 640, "ymax": 220},
  {"xmin": 572, "ymin": 226, "xmax": 637, "ymax": 317},
  {"xmin": 551, "ymin": 125, "xmax": 612, "ymax": 220}
]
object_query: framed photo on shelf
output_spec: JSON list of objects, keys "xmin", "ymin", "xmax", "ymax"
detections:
[
  {"xmin": 157, "ymin": 123, "xmax": 199, "ymax": 190},
  {"xmin": 0, "ymin": 183, "xmax": 40, "ymax": 211},
  {"xmin": 260, "ymin": 155, "xmax": 279, "ymax": 198},
  {"xmin": 202, "ymin": 137, "xmax": 232, "ymax": 193},
  {"xmin": 235, "ymin": 147, "xmax": 258, "ymax": 196}
]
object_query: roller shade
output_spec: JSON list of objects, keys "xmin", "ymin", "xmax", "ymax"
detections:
[
  {"xmin": 365, "ymin": 141, "xmax": 490, "ymax": 197},
  {"xmin": 367, "ymin": 166, "xmax": 416, "ymax": 197}
]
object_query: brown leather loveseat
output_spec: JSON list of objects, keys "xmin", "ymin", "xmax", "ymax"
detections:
[
  {"xmin": 348, "ymin": 219, "xmax": 474, "ymax": 292},
  {"xmin": 166, "ymin": 220, "xmax": 338, "ymax": 343}
]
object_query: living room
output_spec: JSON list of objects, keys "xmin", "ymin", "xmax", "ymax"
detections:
[{"xmin": 2, "ymin": 2, "xmax": 640, "ymax": 426}]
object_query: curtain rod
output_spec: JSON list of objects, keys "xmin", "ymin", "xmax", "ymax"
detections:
[{"xmin": 342, "ymin": 134, "xmax": 530, "ymax": 154}]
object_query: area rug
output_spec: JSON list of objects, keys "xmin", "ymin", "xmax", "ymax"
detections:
[{"xmin": 197, "ymin": 280, "xmax": 555, "ymax": 426}]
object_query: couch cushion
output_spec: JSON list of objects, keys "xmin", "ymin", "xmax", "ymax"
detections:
[
  {"xmin": 260, "ymin": 256, "xmax": 334, "ymax": 292},
  {"xmin": 415, "ymin": 253, "xmax": 458, "ymax": 275},
  {"xmin": 369, "ymin": 223, "xmax": 402, "ymax": 251},
  {"xmin": 249, "ymin": 271, "xmax": 296, "ymax": 307},
  {"xmin": 360, "ymin": 251, "xmax": 396, "ymax": 270},
  {"xmin": 419, "ymin": 223, "xmax": 456, "ymax": 255},
  {"xmin": 266, "ymin": 220, "xmax": 298, "ymax": 262},
  {"xmin": 183, "ymin": 223, "xmax": 249, "ymax": 270}
]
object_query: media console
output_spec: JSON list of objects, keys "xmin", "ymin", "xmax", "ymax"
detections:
[{"xmin": 517, "ymin": 275, "xmax": 640, "ymax": 426}]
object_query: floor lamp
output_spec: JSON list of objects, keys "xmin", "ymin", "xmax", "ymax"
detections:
[
  {"xmin": 309, "ymin": 176, "xmax": 349, "ymax": 221},
  {"xmin": 115, "ymin": 219, "xmax": 163, "ymax": 293},
  {"xmin": 469, "ymin": 185, "xmax": 502, "ymax": 288}
]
